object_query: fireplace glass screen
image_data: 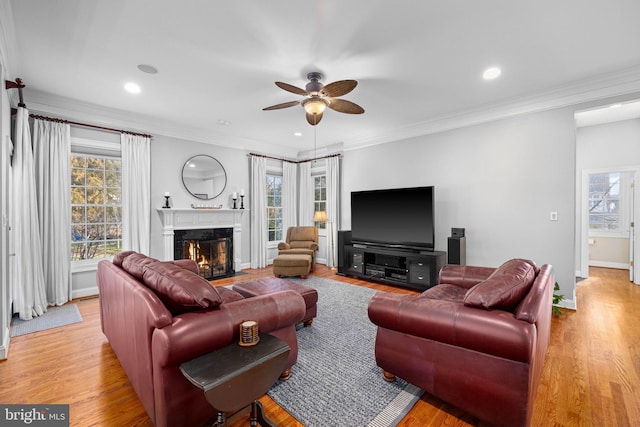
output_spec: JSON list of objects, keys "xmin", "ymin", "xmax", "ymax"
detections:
[{"xmin": 173, "ymin": 228, "xmax": 233, "ymax": 280}]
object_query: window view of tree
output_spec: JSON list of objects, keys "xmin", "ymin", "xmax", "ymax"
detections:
[
  {"xmin": 314, "ymin": 175, "xmax": 326, "ymax": 229},
  {"xmin": 267, "ymin": 174, "xmax": 282, "ymax": 241},
  {"xmin": 71, "ymin": 154, "xmax": 122, "ymax": 260},
  {"xmin": 589, "ymin": 172, "xmax": 621, "ymax": 231}
]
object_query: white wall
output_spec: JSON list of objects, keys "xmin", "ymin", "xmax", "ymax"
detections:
[
  {"xmin": 342, "ymin": 107, "xmax": 578, "ymax": 307},
  {"xmin": 149, "ymin": 135, "xmax": 251, "ymax": 266}
]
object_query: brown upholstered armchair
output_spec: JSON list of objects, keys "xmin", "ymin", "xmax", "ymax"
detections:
[
  {"xmin": 277, "ymin": 226, "xmax": 319, "ymax": 269},
  {"xmin": 368, "ymin": 259, "xmax": 554, "ymax": 427}
]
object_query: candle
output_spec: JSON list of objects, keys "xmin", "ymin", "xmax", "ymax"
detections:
[
  {"xmin": 164, "ymin": 192, "xmax": 170, "ymax": 197},
  {"xmin": 232, "ymin": 192, "xmax": 237, "ymax": 199},
  {"xmin": 240, "ymin": 189, "xmax": 245, "ymax": 197}
]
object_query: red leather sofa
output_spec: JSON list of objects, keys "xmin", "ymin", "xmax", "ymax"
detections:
[
  {"xmin": 368, "ymin": 259, "xmax": 554, "ymax": 427},
  {"xmin": 97, "ymin": 251, "xmax": 306, "ymax": 427}
]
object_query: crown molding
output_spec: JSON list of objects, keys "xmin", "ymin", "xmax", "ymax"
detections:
[
  {"xmin": 23, "ymin": 89, "xmax": 301, "ymax": 158},
  {"xmin": 21, "ymin": 63, "xmax": 640, "ymax": 156},
  {"xmin": 343, "ymin": 65, "xmax": 640, "ymax": 151}
]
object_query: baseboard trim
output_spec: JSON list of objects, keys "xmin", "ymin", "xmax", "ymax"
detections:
[
  {"xmin": 72, "ymin": 286, "xmax": 99, "ymax": 300},
  {"xmin": 589, "ymin": 261, "xmax": 630, "ymax": 270}
]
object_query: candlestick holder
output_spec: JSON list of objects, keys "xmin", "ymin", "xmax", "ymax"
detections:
[
  {"xmin": 240, "ymin": 195, "xmax": 245, "ymax": 209},
  {"xmin": 163, "ymin": 195, "xmax": 170, "ymax": 209},
  {"xmin": 232, "ymin": 197, "xmax": 238, "ymax": 209}
]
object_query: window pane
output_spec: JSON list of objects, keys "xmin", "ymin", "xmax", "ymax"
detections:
[
  {"xmin": 70, "ymin": 153, "xmax": 122, "ymax": 261},
  {"xmin": 71, "ymin": 168, "xmax": 85, "ymax": 186},
  {"xmin": 588, "ymin": 172, "xmax": 622, "ymax": 231},
  {"xmin": 71, "ymin": 187, "xmax": 86, "ymax": 204},
  {"xmin": 106, "ymin": 188, "xmax": 121, "ymax": 204},
  {"xmin": 86, "ymin": 188, "xmax": 104, "ymax": 204}
]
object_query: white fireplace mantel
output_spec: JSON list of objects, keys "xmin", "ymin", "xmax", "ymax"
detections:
[{"xmin": 156, "ymin": 208, "xmax": 247, "ymax": 271}]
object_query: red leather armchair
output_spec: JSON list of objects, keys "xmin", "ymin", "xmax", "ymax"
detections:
[{"xmin": 368, "ymin": 259, "xmax": 554, "ymax": 427}]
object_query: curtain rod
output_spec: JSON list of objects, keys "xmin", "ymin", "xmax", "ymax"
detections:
[
  {"xmin": 5, "ymin": 78, "xmax": 26, "ymax": 107},
  {"xmin": 249, "ymin": 152, "xmax": 341, "ymax": 164},
  {"xmin": 30, "ymin": 114, "xmax": 153, "ymax": 139},
  {"xmin": 6, "ymin": 78, "xmax": 151, "ymax": 138}
]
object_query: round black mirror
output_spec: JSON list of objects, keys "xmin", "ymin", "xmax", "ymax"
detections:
[{"xmin": 181, "ymin": 155, "xmax": 227, "ymax": 200}]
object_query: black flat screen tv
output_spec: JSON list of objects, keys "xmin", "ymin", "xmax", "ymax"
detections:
[{"xmin": 350, "ymin": 186, "xmax": 434, "ymax": 251}]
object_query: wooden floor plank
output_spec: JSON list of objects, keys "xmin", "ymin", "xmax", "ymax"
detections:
[{"xmin": 0, "ymin": 266, "xmax": 638, "ymax": 426}]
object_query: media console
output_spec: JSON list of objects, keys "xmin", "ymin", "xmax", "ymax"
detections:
[{"xmin": 338, "ymin": 241, "xmax": 446, "ymax": 291}]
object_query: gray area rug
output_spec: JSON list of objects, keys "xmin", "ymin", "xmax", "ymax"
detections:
[
  {"xmin": 266, "ymin": 276, "xmax": 423, "ymax": 427},
  {"xmin": 10, "ymin": 304, "xmax": 83, "ymax": 337}
]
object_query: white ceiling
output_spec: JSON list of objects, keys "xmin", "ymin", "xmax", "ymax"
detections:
[{"xmin": 4, "ymin": 0, "xmax": 640, "ymax": 156}]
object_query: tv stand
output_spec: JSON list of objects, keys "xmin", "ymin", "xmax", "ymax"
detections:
[{"xmin": 339, "ymin": 244, "xmax": 446, "ymax": 291}]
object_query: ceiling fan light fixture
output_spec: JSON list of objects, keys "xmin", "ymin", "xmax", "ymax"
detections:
[{"xmin": 302, "ymin": 98, "xmax": 328, "ymax": 115}]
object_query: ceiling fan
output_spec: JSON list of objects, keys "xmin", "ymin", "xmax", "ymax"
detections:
[{"xmin": 263, "ymin": 72, "xmax": 365, "ymax": 126}]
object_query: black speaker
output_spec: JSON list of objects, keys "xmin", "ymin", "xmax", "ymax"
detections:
[
  {"xmin": 451, "ymin": 227, "xmax": 465, "ymax": 238},
  {"xmin": 337, "ymin": 230, "xmax": 352, "ymax": 275},
  {"xmin": 448, "ymin": 236, "xmax": 466, "ymax": 265}
]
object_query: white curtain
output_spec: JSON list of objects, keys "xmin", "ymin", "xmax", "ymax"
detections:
[
  {"xmin": 282, "ymin": 161, "xmax": 297, "ymax": 231},
  {"xmin": 33, "ymin": 119, "xmax": 72, "ymax": 306},
  {"xmin": 326, "ymin": 156, "xmax": 340, "ymax": 268},
  {"xmin": 121, "ymin": 134, "xmax": 151, "ymax": 254},
  {"xmin": 298, "ymin": 161, "xmax": 314, "ymax": 226},
  {"xmin": 250, "ymin": 155, "xmax": 268, "ymax": 268},
  {"xmin": 12, "ymin": 107, "xmax": 48, "ymax": 320}
]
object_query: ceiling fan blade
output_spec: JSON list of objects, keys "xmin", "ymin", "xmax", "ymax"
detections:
[
  {"xmin": 262, "ymin": 100, "xmax": 300, "ymax": 111},
  {"xmin": 321, "ymin": 80, "xmax": 358, "ymax": 97},
  {"xmin": 275, "ymin": 81, "xmax": 308, "ymax": 96},
  {"xmin": 328, "ymin": 98, "xmax": 365, "ymax": 114},
  {"xmin": 306, "ymin": 112, "xmax": 323, "ymax": 126}
]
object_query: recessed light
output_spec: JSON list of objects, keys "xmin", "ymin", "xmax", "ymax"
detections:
[
  {"xmin": 483, "ymin": 67, "xmax": 502, "ymax": 80},
  {"xmin": 137, "ymin": 64, "xmax": 158, "ymax": 74},
  {"xmin": 217, "ymin": 119, "xmax": 231, "ymax": 126},
  {"xmin": 124, "ymin": 82, "xmax": 141, "ymax": 94},
  {"xmin": 294, "ymin": 132, "xmax": 302, "ymax": 137}
]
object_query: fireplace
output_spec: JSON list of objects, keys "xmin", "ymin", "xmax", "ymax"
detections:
[{"xmin": 173, "ymin": 228, "xmax": 234, "ymax": 280}]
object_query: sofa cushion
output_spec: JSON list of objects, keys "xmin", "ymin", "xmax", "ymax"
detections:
[
  {"xmin": 142, "ymin": 261, "xmax": 223, "ymax": 315},
  {"xmin": 112, "ymin": 250, "xmax": 137, "ymax": 267},
  {"xmin": 464, "ymin": 258, "xmax": 536, "ymax": 311},
  {"xmin": 122, "ymin": 253, "xmax": 159, "ymax": 280},
  {"xmin": 421, "ymin": 284, "xmax": 468, "ymax": 303}
]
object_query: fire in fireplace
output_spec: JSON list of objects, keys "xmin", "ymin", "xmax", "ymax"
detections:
[{"xmin": 173, "ymin": 228, "xmax": 234, "ymax": 280}]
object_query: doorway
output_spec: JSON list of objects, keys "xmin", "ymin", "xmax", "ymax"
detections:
[{"xmin": 575, "ymin": 100, "xmax": 640, "ymax": 285}]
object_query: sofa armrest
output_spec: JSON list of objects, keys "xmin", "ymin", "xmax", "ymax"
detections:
[
  {"xmin": 368, "ymin": 291, "xmax": 535, "ymax": 363},
  {"xmin": 438, "ymin": 264, "xmax": 496, "ymax": 290},
  {"xmin": 277, "ymin": 242, "xmax": 291, "ymax": 250},
  {"xmin": 153, "ymin": 290, "xmax": 306, "ymax": 367},
  {"xmin": 309, "ymin": 243, "xmax": 319, "ymax": 251}
]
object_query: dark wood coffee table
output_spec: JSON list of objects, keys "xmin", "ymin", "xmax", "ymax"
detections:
[{"xmin": 180, "ymin": 334, "xmax": 290, "ymax": 427}]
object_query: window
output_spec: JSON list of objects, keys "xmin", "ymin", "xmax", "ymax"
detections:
[
  {"xmin": 588, "ymin": 172, "xmax": 621, "ymax": 232},
  {"xmin": 71, "ymin": 154, "xmax": 122, "ymax": 260},
  {"xmin": 314, "ymin": 175, "xmax": 326, "ymax": 229},
  {"xmin": 267, "ymin": 174, "xmax": 283, "ymax": 242}
]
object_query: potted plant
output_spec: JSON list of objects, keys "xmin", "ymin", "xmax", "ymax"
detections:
[{"xmin": 552, "ymin": 282, "xmax": 564, "ymax": 315}]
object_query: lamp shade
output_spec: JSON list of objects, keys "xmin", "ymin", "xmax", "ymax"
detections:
[{"xmin": 314, "ymin": 210, "xmax": 327, "ymax": 222}]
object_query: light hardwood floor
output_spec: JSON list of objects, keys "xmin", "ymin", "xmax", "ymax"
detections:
[{"xmin": 0, "ymin": 266, "xmax": 638, "ymax": 426}]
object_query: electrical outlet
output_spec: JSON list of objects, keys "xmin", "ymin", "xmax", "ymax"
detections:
[{"xmin": 550, "ymin": 211, "xmax": 558, "ymax": 221}]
